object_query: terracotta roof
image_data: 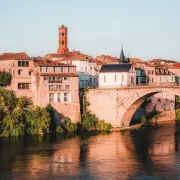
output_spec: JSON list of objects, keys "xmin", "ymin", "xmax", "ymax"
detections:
[
  {"xmin": 148, "ymin": 59, "xmax": 177, "ymax": 64},
  {"xmin": 89, "ymin": 59, "xmax": 104, "ymax": 65},
  {"xmin": 40, "ymin": 73, "xmax": 78, "ymax": 77},
  {"xmin": 0, "ymin": 52, "xmax": 31, "ymax": 60},
  {"xmin": 173, "ymin": 63, "xmax": 180, "ymax": 68},
  {"xmin": 35, "ymin": 59, "xmax": 75, "ymax": 67},
  {"xmin": 130, "ymin": 58, "xmax": 145, "ymax": 64}
]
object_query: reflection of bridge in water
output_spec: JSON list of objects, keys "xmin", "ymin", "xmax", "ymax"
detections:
[{"xmin": 85, "ymin": 86, "xmax": 180, "ymax": 127}]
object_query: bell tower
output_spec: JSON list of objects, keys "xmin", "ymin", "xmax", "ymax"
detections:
[{"xmin": 57, "ymin": 24, "xmax": 69, "ymax": 54}]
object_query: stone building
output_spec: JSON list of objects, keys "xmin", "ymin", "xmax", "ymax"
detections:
[
  {"xmin": 57, "ymin": 24, "xmax": 69, "ymax": 54},
  {"xmin": 0, "ymin": 52, "xmax": 80, "ymax": 123}
]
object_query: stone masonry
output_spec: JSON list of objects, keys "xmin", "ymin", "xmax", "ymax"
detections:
[{"xmin": 85, "ymin": 86, "xmax": 180, "ymax": 127}]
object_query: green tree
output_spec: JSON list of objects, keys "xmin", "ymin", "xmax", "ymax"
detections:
[
  {"xmin": 1, "ymin": 109, "xmax": 25, "ymax": 137},
  {"xmin": 0, "ymin": 71, "xmax": 11, "ymax": 86},
  {"xmin": 25, "ymin": 106, "xmax": 51, "ymax": 135}
]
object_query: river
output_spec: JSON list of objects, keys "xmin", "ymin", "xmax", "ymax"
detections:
[{"xmin": 0, "ymin": 121, "xmax": 180, "ymax": 179}]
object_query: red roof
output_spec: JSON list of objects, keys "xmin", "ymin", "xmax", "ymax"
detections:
[
  {"xmin": 0, "ymin": 52, "xmax": 31, "ymax": 60},
  {"xmin": 40, "ymin": 73, "xmax": 78, "ymax": 77},
  {"xmin": 35, "ymin": 59, "xmax": 75, "ymax": 67}
]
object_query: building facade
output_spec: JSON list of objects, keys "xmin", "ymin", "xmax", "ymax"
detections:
[{"xmin": 0, "ymin": 53, "xmax": 80, "ymax": 123}]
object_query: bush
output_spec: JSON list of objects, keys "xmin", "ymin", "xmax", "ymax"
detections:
[
  {"xmin": 176, "ymin": 109, "xmax": 180, "ymax": 120},
  {"xmin": 25, "ymin": 106, "xmax": 51, "ymax": 135},
  {"xmin": 0, "ymin": 71, "xmax": 11, "ymax": 86},
  {"xmin": 1, "ymin": 109, "xmax": 26, "ymax": 137},
  {"xmin": 96, "ymin": 120, "xmax": 112, "ymax": 131},
  {"xmin": 56, "ymin": 125, "xmax": 65, "ymax": 133},
  {"xmin": 81, "ymin": 111, "xmax": 98, "ymax": 130},
  {"xmin": 63, "ymin": 117, "xmax": 78, "ymax": 132}
]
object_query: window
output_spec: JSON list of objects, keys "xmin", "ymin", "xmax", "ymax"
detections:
[
  {"xmin": 90, "ymin": 78, "xmax": 92, "ymax": 83},
  {"xmin": 160, "ymin": 77, "xmax": 162, "ymax": 81},
  {"xmin": 62, "ymin": 33, "xmax": 64, "ymax": 36},
  {"xmin": 64, "ymin": 77, "xmax": 69, "ymax": 80},
  {"xmin": 57, "ymin": 93, "xmax": 61, "ymax": 102},
  {"xmin": 18, "ymin": 69, "xmax": 21, "ymax": 75},
  {"xmin": 49, "ymin": 85, "xmax": 62, "ymax": 91},
  {"xmin": 53, "ymin": 67, "xmax": 56, "ymax": 72},
  {"xmin": 104, "ymin": 75, "xmax": 106, "ymax": 83},
  {"xmin": 18, "ymin": 61, "xmax": 29, "ymax": 67},
  {"xmin": 65, "ymin": 85, "xmax": 70, "ymax": 89},
  {"xmin": 61, "ymin": 67, "xmax": 63, "ymax": 72},
  {"xmin": 18, "ymin": 83, "xmax": 30, "ymax": 89},
  {"xmin": 115, "ymin": 75, "xmax": 116, "ymax": 82},
  {"xmin": 62, "ymin": 41, "xmax": 64, "ymax": 45},
  {"xmin": 46, "ymin": 67, "xmax": 48, "ymax": 72},
  {"xmin": 40, "ymin": 67, "xmax": 42, "ymax": 72},
  {"xmin": 64, "ymin": 93, "xmax": 69, "ymax": 102},
  {"xmin": 94, "ymin": 78, "xmax": 96, "ymax": 83},
  {"xmin": 49, "ymin": 93, "xmax": 54, "ymax": 102},
  {"xmin": 152, "ymin": 70, "xmax": 154, "ymax": 75},
  {"xmin": 29, "ymin": 71, "xmax": 32, "ymax": 76},
  {"xmin": 122, "ymin": 75, "xmax": 124, "ymax": 82},
  {"xmin": 68, "ymin": 67, "xmax": 70, "ymax": 72}
]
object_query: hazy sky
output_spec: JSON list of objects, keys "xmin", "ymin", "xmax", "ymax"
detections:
[{"xmin": 0, "ymin": 0, "xmax": 180, "ymax": 60}]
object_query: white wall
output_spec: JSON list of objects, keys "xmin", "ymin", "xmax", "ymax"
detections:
[{"xmin": 99, "ymin": 72, "xmax": 130, "ymax": 87}]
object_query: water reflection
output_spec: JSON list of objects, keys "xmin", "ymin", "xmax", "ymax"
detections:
[{"xmin": 1, "ymin": 122, "xmax": 180, "ymax": 179}]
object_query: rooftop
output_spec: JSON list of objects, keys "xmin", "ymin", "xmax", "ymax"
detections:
[
  {"xmin": 100, "ymin": 64, "xmax": 132, "ymax": 73},
  {"xmin": 0, "ymin": 52, "xmax": 31, "ymax": 60}
]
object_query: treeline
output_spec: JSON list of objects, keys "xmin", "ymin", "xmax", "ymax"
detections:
[{"xmin": 0, "ymin": 88, "xmax": 112, "ymax": 137}]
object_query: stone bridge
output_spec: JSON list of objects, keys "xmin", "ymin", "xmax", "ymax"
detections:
[{"xmin": 85, "ymin": 86, "xmax": 180, "ymax": 127}]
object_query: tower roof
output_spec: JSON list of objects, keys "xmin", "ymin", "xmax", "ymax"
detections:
[{"xmin": 119, "ymin": 46, "xmax": 125, "ymax": 63}]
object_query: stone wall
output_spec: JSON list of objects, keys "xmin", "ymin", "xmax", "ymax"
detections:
[{"xmin": 85, "ymin": 86, "xmax": 180, "ymax": 127}]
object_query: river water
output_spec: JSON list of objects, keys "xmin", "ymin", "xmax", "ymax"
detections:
[{"xmin": 0, "ymin": 121, "xmax": 180, "ymax": 180}]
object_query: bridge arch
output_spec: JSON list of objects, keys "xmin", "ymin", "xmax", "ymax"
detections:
[
  {"xmin": 85, "ymin": 86, "xmax": 180, "ymax": 128},
  {"xmin": 120, "ymin": 88, "xmax": 180, "ymax": 127}
]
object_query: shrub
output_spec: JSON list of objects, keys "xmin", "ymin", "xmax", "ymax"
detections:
[
  {"xmin": 56, "ymin": 125, "xmax": 65, "ymax": 133},
  {"xmin": 25, "ymin": 106, "xmax": 51, "ymax": 135},
  {"xmin": 96, "ymin": 120, "xmax": 112, "ymax": 131},
  {"xmin": 63, "ymin": 117, "xmax": 77, "ymax": 132},
  {"xmin": 1, "ymin": 109, "xmax": 26, "ymax": 137},
  {"xmin": 176, "ymin": 109, "xmax": 180, "ymax": 120},
  {"xmin": 0, "ymin": 71, "xmax": 11, "ymax": 86},
  {"xmin": 81, "ymin": 111, "xmax": 98, "ymax": 130}
]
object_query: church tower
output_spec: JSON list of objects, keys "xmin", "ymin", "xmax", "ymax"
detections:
[{"xmin": 57, "ymin": 24, "xmax": 69, "ymax": 54}]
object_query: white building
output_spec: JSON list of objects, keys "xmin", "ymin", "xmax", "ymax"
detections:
[{"xmin": 98, "ymin": 64, "xmax": 136, "ymax": 88}]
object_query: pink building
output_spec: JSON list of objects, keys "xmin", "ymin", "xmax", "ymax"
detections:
[{"xmin": 0, "ymin": 53, "xmax": 80, "ymax": 123}]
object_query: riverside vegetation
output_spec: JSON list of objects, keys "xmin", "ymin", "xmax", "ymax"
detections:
[{"xmin": 0, "ymin": 88, "xmax": 112, "ymax": 137}]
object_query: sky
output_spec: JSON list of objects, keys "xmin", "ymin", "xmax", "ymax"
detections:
[{"xmin": 0, "ymin": 0, "xmax": 180, "ymax": 60}]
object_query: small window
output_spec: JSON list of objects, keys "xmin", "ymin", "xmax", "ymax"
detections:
[
  {"xmin": 64, "ymin": 93, "xmax": 69, "ymax": 102},
  {"xmin": 104, "ymin": 75, "xmax": 106, "ymax": 83},
  {"xmin": 46, "ymin": 67, "xmax": 48, "ymax": 72},
  {"xmin": 40, "ymin": 67, "xmax": 42, "ymax": 72},
  {"xmin": 57, "ymin": 93, "xmax": 61, "ymax": 102},
  {"xmin": 18, "ymin": 69, "xmax": 21, "ymax": 75},
  {"xmin": 62, "ymin": 33, "xmax": 64, "ymax": 36},
  {"xmin": 62, "ymin": 41, "xmax": 64, "ymax": 45},
  {"xmin": 29, "ymin": 71, "xmax": 32, "ymax": 76},
  {"xmin": 64, "ymin": 77, "xmax": 69, "ymax": 80},
  {"xmin": 49, "ymin": 93, "xmax": 54, "ymax": 102},
  {"xmin": 61, "ymin": 67, "xmax": 63, "ymax": 72},
  {"xmin": 53, "ymin": 67, "xmax": 56, "ymax": 72},
  {"xmin": 68, "ymin": 67, "xmax": 70, "ymax": 72},
  {"xmin": 26, "ymin": 61, "xmax": 29, "ymax": 67},
  {"xmin": 65, "ymin": 85, "xmax": 70, "ymax": 89},
  {"xmin": 90, "ymin": 78, "xmax": 92, "ymax": 83},
  {"xmin": 122, "ymin": 75, "xmax": 124, "ymax": 82},
  {"xmin": 22, "ymin": 61, "xmax": 25, "ymax": 67},
  {"xmin": 18, "ymin": 61, "xmax": 21, "ymax": 67}
]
